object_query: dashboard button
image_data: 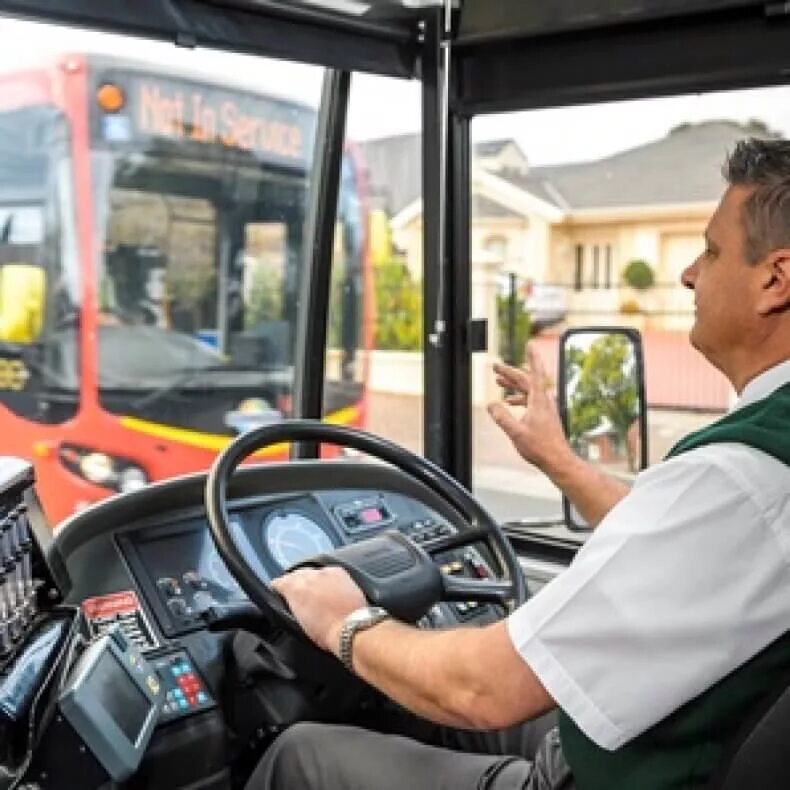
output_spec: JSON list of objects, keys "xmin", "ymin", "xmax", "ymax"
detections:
[
  {"xmin": 183, "ymin": 571, "xmax": 208, "ymax": 590},
  {"xmin": 157, "ymin": 577, "xmax": 182, "ymax": 597}
]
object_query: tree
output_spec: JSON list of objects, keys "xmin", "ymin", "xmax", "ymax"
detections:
[
  {"xmin": 566, "ymin": 334, "xmax": 639, "ymax": 471},
  {"xmin": 244, "ymin": 263, "xmax": 283, "ymax": 327},
  {"xmin": 496, "ymin": 293, "xmax": 532, "ymax": 367},
  {"xmin": 373, "ymin": 258, "xmax": 422, "ymax": 350}
]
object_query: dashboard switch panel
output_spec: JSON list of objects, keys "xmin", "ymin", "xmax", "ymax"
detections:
[
  {"xmin": 81, "ymin": 591, "xmax": 159, "ymax": 653},
  {"xmin": 153, "ymin": 650, "xmax": 215, "ymax": 723},
  {"xmin": 334, "ymin": 497, "xmax": 395, "ymax": 533}
]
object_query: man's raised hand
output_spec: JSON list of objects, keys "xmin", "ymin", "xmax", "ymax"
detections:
[{"xmin": 487, "ymin": 344, "xmax": 571, "ymax": 471}]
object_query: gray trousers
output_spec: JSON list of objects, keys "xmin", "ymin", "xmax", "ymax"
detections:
[{"xmin": 246, "ymin": 713, "xmax": 574, "ymax": 790}]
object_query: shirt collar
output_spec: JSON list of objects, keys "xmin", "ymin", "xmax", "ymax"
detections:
[{"xmin": 733, "ymin": 359, "xmax": 790, "ymax": 411}]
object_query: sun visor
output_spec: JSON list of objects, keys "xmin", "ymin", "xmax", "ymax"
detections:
[
  {"xmin": 0, "ymin": 0, "xmax": 420, "ymax": 78},
  {"xmin": 458, "ymin": 0, "xmax": 769, "ymax": 45}
]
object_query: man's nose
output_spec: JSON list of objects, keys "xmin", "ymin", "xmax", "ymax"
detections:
[{"xmin": 681, "ymin": 258, "xmax": 698, "ymax": 290}]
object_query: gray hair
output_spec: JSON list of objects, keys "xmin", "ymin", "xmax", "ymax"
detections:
[{"xmin": 724, "ymin": 138, "xmax": 790, "ymax": 263}]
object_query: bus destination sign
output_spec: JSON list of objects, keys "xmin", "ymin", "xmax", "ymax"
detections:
[{"xmin": 95, "ymin": 71, "xmax": 315, "ymax": 169}]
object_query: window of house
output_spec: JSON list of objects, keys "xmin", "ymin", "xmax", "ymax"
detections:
[
  {"xmin": 605, "ymin": 244, "xmax": 613, "ymax": 289},
  {"xmin": 591, "ymin": 244, "xmax": 600, "ymax": 288},
  {"xmin": 574, "ymin": 244, "xmax": 584, "ymax": 291},
  {"xmin": 483, "ymin": 235, "xmax": 508, "ymax": 264}
]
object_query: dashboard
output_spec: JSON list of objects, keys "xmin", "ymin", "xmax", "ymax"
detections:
[
  {"xmin": 43, "ymin": 461, "xmax": 533, "ymax": 788},
  {"xmin": 116, "ymin": 489, "xmax": 469, "ymax": 639}
]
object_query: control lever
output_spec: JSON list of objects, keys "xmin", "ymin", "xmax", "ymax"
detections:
[{"xmin": 202, "ymin": 601, "xmax": 274, "ymax": 638}]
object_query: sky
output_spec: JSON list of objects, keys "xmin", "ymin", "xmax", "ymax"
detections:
[{"xmin": 3, "ymin": 16, "xmax": 790, "ymax": 166}]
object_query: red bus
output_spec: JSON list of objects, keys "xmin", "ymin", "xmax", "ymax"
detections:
[{"xmin": 0, "ymin": 54, "xmax": 369, "ymax": 524}]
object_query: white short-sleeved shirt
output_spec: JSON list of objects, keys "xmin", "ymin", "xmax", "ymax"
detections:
[{"xmin": 508, "ymin": 359, "xmax": 790, "ymax": 751}]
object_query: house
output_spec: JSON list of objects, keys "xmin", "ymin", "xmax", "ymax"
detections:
[{"xmin": 359, "ymin": 120, "xmax": 774, "ymax": 333}]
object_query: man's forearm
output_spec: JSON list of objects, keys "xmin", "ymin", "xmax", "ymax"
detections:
[
  {"xmin": 333, "ymin": 619, "xmax": 553, "ymax": 730},
  {"xmin": 543, "ymin": 450, "xmax": 630, "ymax": 527}
]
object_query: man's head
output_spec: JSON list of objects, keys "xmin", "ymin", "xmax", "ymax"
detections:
[{"xmin": 681, "ymin": 138, "xmax": 790, "ymax": 390}]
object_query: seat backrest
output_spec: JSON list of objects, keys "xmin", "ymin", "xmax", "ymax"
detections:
[{"xmin": 711, "ymin": 682, "xmax": 790, "ymax": 789}]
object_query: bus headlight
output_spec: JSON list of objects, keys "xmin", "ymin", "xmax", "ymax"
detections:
[
  {"xmin": 118, "ymin": 466, "xmax": 148, "ymax": 493},
  {"xmin": 59, "ymin": 445, "xmax": 149, "ymax": 493},
  {"xmin": 80, "ymin": 452, "xmax": 115, "ymax": 486}
]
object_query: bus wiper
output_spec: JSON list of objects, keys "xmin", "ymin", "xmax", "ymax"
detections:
[{"xmin": 129, "ymin": 363, "xmax": 251, "ymax": 411}]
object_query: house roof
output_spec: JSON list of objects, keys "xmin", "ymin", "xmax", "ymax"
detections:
[
  {"xmin": 505, "ymin": 120, "xmax": 774, "ymax": 211},
  {"xmin": 358, "ymin": 132, "xmax": 422, "ymax": 215},
  {"xmin": 474, "ymin": 139, "xmax": 515, "ymax": 157},
  {"xmin": 361, "ymin": 119, "xmax": 775, "ymax": 219},
  {"xmin": 471, "ymin": 193, "xmax": 525, "ymax": 219}
]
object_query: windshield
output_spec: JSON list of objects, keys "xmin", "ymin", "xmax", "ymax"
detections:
[{"xmin": 90, "ymin": 139, "xmax": 310, "ymax": 434}]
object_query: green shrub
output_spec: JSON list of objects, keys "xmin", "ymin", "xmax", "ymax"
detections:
[
  {"xmin": 622, "ymin": 259, "xmax": 655, "ymax": 290},
  {"xmin": 496, "ymin": 294, "xmax": 531, "ymax": 367},
  {"xmin": 373, "ymin": 259, "xmax": 422, "ymax": 350}
]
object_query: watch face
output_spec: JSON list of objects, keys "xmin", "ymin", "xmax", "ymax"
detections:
[{"xmin": 348, "ymin": 606, "xmax": 386, "ymax": 626}]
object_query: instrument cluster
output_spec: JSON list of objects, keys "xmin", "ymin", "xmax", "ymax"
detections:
[{"xmin": 119, "ymin": 491, "xmax": 413, "ymax": 636}]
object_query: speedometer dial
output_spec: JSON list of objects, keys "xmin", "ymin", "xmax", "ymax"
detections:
[{"xmin": 263, "ymin": 512, "xmax": 335, "ymax": 570}]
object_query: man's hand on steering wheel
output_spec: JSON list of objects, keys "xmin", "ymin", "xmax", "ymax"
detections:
[{"xmin": 273, "ymin": 566, "xmax": 366, "ymax": 655}]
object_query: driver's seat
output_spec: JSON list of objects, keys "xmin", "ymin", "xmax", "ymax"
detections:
[{"xmin": 709, "ymin": 673, "xmax": 790, "ymax": 788}]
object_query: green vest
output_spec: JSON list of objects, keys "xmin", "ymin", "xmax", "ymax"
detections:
[{"xmin": 560, "ymin": 381, "xmax": 790, "ymax": 790}]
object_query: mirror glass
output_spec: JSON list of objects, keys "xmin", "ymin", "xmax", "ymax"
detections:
[{"xmin": 559, "ymin": 329, "xmax": 646, "ymax": 529}]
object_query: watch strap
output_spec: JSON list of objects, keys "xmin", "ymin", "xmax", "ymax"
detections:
[{"xmin": 338, "ymin": 607, "xmax": 390, "ymax": 673}]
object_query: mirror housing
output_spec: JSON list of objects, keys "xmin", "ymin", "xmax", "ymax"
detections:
[
  {"xmin": 0, "ymin": 263, "xmax": 45, "ymax": 343},
  {"xmin": 557, "ymin": 327, "xmax": 648, "ymax": 530}
]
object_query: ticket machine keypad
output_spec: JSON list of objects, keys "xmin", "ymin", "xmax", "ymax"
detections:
[{"xmin": 153, "ymin": 650, "xmax": 214, "ymax": 722}]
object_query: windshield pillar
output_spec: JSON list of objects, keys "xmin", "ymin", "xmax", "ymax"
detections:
[
  {"xmin": 421, "ymin": 10, "xmax": 473, "ymax": 484},
  {"xmin": 291, "ymin": 69, "xmax": 350, "ymax": 458}
]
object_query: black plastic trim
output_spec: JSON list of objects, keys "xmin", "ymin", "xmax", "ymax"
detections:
[
  {"xmin": 0, "ymin": 0, "xmax": 419, "ymax": 78},
  {"xmin": 455, "ymin": 9, "xmax": 790, "ymax": 115},
  {"xmin": 292, "ymin": 69, "xmax": 350, "ymax": 459}
]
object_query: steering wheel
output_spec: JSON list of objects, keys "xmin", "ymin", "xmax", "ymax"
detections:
[{"xmin": 205, "ymin": 420, "xmax": 527, "ymax": 635}]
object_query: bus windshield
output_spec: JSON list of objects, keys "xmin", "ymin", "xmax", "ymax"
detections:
[
  {"xmin": 88, "ymin": 151, "xmax": 305, "ymax": 433},
  {"xmin": 85, "ymin": 70, "xmax": 318, "ymax": 435}
]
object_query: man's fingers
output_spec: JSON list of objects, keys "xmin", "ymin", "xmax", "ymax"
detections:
[
  {"xmin": 487, "ymin": 402, "xmax": 523, "ymax": 439},
  {"xmin": 525, "ymin": 343, "xmax": 548, "ymax": 378},
  {"xmin": 494, "ymin": 364, "xmax": 532, "ymax": 392}
]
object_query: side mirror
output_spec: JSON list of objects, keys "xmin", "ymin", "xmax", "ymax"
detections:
[
  {"xmin": 557, "ymin": 327, "xmax": 648, "ymax": 530},
  {"xmin": 0, "ymin": 263, "xmax": 46, "ymax": 343}
]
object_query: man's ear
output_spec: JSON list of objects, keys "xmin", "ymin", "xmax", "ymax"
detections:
[{"xmin": 757, "ymin": 249, "xmax": 790, "ymax": 315}]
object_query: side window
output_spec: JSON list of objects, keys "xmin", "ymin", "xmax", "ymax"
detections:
[
  {"xmin": 469, "ymin": 91, "xmax": 786, "ymax": 524},
  {"xmin": 323, "ymin": 72, "xmax": 424, "ymax": 454},
  {"xmin": 0, "ymin": 105, "xmax": 78, "ymax": 422}
]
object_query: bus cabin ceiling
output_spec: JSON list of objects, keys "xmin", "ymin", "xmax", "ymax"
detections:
[{"xmin": 1, "ymin": 0, "xmax": 789, "ymax": 111}]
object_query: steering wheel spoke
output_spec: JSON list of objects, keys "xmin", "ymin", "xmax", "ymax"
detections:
[
  {"xmin": 441, "ymin": 574, "xmax": 514, "ymax": 605},
  {"xmin": 420, "ymin": 526, "xmax": 490, "ymax": 555}
]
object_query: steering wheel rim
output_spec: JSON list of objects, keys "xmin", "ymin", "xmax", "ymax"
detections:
[{"xmin": 205, "ymin": 420, "xmax": 526, "ymax": 635}]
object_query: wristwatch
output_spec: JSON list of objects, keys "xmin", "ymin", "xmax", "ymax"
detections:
[{"xmin": 338, "ymin": 606, "xmax": 390, "ymax": 673}]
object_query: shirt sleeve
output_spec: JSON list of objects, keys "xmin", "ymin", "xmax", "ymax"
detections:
[{"xmin": 507, "ymin": 443, "xmax": 790, "ymax": 750}]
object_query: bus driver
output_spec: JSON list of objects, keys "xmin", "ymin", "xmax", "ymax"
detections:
[{"xmin": 249, "ymin": 137, "xmax": 790, "ymax": 790}]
